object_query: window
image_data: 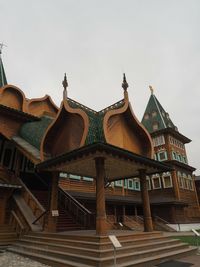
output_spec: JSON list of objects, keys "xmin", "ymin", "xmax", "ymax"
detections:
[
  {"xmin": 124, "ymin": 179, "xmax": 128, "ymax": 189},
  {"xmin": 157, "ymin": 151, "xmax": 168, "ymax": 161},
  {"xmin": 162, "ymin": 172, "xmax": 173, "ymax": 188},
  {"xmin": 69, "ymin": 174, "xmax": 81, "ymax": 180},
  {"xmin": 144, "ymin": 113, "xmax": 149, "ymax": 120},
  {"xmin": 182, "ymin": 156, "xmax": 187, "ymax": 164},
  {"xmin": 83, "ymin": 176, "xmax": 94, "ymax": 182},
  {"xmin": 183, "ymin": 173, "xmax": 188, "ymax": 189},
  {"xmin": 153, "ymin": 122, "xmax": 159, "ymax": 131},
  {"xmin": 128, "ymin": 179, "xmax": 134, "ymax": 190},
  {"xmin": 188, "ymin": 175, "xmax": 194, "ymax": 191},
  {"xmin": 152, "ymin": 174, "xmax": 161, "ymax": 189},
  {"xmin": 146, "ymin": 176, "xmax": 151, "ymax": 190},
  {"xmin": 134, "ymin": 178, "xmax": 141, "ymax": 191},
  {"xmin": 152, "ymin": 111, "xmax": 157, "ymax": 117},
  {"xmin": 152, "ymin": 135, "xmax": 165, "ymax": 147},
  {"xmin": 115, "ymin": 180, "xmax": 123, "ymax": 187},
  {"xmin": 177, "ymin": 171, "xmax": 184, "ymax": 188},
  {"xmin": 172, "ymin": 151, "xmax": 177, "ymax": 160},
  {"xmin": 60, "ymin": 172, "xmax": 68, "ymax": 178}
]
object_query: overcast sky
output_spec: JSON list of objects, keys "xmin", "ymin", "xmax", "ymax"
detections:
[{"xmin": 1, "ymin": 0, "xmax": 200, "ymax": 173}]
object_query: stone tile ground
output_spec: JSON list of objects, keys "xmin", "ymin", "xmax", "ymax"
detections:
[{"xmin": 0, "ymin": 252, "xmax": 50, "ymax": 267}]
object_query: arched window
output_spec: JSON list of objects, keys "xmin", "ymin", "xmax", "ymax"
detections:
[
  {"xmin": 188, "ymin": 175, "xmax": 194, "ymax": 191},
  {"xmin": 177, "ymin": 171, "xmax": 183, "ymax": 188},
  {"xmin": 183, "ymin": 173, "xmax": 188, "ymax": 189},
  {"xmin": 162, "ymin": 172, "xmax": 173, "ymax": 188},
  {"xmin": 152, "ymin": 174, "xmax": 161, "ymax": 189}
]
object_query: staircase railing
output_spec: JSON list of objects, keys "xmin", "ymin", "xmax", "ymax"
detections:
[
  {"xmin": 58, "ymin": 187, "xmax": 94, "ymax": 228},
  {"xmin": 10, "ymin": 210, "xmax": 25, "ymax": 236},
  {"xmin": 154, "ymin": 215, "xmax": 170, "ymax": 224},
  {"xmin": 18, "ymin": 179, "xmax": 46, "ymax": 226}
]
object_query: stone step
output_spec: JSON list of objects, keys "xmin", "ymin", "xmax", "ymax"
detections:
[
  {"xmin": 10, "ymin": 240, "xmax": 189, "ymax": 267},
  {"xmin": 21, "ymin": 233, "xmax": 171, "ymax": 250},
  {"xmin": 119, "ymin": 247, "xmax": 197, "ymax": 267},
  {"xmin": 8, "ymin": 247, "xmax": 91, "ymax": 267},
  {"xmin": 16, "ymin": 238, "xmax": 182, "ymax": 258}
]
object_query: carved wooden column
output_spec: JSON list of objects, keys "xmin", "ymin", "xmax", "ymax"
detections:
[
  {"xmin": 95, "ymin": 157, "xmax": 107, "ymax": 236},
  {"xmin": 139, "ymin": 169, "xmax": 153, "ymax": 232},
  {"xmin": 122, "ymin": 205, "xmax": 126, "ymax": 222},
  {"xmin": 45, "ymin": 172, "xmax": 59, "ymax": 232}
]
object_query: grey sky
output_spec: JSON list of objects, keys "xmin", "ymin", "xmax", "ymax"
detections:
[{"xmin": 1, "ymin": 0, "xmax": 200, "ymax": 173}]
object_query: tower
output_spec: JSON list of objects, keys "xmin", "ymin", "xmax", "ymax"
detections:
[{"xmin": 141, "ymin": 87, "xmax": 200, "ymax": 223}]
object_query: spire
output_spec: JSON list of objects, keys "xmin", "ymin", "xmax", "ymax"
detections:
[
  {"xmin": 62, "ymin": 73, "xmax": 68, "ymax": 100},
  {"xmin": 122, "ymin": 73, "xmax": 129, "ymax": 91},
  {"xmin": 141, "ymin": 87, "xmax": 177, "ymax": 133},
  {"xmin": 149, "ymin": 85, "xmax": 154, "ymax": 95},
  {"xmin": 0, "ymin": 43, "xmax": 8, "ymax": 88}
]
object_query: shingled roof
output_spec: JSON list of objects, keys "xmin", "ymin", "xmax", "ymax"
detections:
[{"xmin": 141, "ymin": 92, "xmax": 177, "ymax": 133}]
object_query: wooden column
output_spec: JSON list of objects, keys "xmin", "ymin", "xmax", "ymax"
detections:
[
  {"xmin": 95, "ymin": 157, "xmax": 107, "ymax": 236},
  {"xmin": 122, "ymin": 205, "xmax": 126, "ymax": 222},
  {"xmin": 114, "ymin": 205, "xmax": 117, "ymax": 223},
  {"xmin": 139, "ymin": 169, "xmax": 153, "ymax": 232},
  {"xmin": 45, "ymin": 172, "xmax": 59, "ymax": 232}
]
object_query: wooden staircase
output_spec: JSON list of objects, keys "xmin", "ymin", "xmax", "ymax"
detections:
[
  {"xmin": 8, "ymin": 231, "xmax": 196, "ymax": 267},
  {"xmin": 32, "ymin": 190, "xmax": 83, "ymax": 232}
]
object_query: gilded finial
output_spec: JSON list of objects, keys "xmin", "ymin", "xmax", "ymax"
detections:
[
  {"xmin": 62, "ymin": 73, "xmax": 68, "ymax": 100},
  {"xmin": 62, "ymin": 73, "xmax": 68, "ymax": 90},
  {"xmin": 149, "ymin": 85, "xmax": 154, "ymax": 95},
  {"xmin": 122, "ymin": 73, "xmax": 129, "ymax": 91}
]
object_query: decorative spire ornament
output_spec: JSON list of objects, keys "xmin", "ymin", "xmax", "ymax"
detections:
[
  {"xmin": 122, "ymin": 73, "xmax": 129, "ymax": 91},
  {"xmin": 149, "ymin": 85, "xmax": 154, "ymax": 95},
  {"xmin": 62, "ymin": 73, "xmax": 68, "ymax": 100}
]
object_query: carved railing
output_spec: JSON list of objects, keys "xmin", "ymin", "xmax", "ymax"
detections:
[
  {"xmin": 10, "ymin": 210, "xmax": 26, "ymax": 236},
  {"xmin": 19, "ymin": 179, "xmax": 46, "ymax": 226},
  {"xmin": 58, "ymin": 187, "xmax": 94, "ymax": 228}
]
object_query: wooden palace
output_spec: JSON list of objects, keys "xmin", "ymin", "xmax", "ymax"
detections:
[{"xmin": 0, "ymin": 49, "xmax": 199, "ymax": 266}]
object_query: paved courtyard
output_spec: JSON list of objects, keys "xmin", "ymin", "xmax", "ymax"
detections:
[{"xmin": 0, "ymin": 252, "xmax": 50, "ymax": 267}]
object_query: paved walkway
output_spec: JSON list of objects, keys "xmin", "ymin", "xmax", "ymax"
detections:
[
  {"xmin": 154, "ymin": 254, "xmax": 200, "ymax": 266},
  {"xmin": 0, "ymin": 252, "xmax": 50, "ymax": 267}
]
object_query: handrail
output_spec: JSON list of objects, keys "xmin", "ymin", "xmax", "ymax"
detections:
[
  {"xmin": 10, "ymin": 210, "xmax": 25, "ymax": 236},
  {"xmin": 19, "ymin": 179, "xmax": 45, "ymax": 213},
  {"xmin": 135, "ymin": 215, "xmax": 144, "ymax": 222},
  {"xmin": 58, "ymin": 188, "xmax": 94, "ymax": 228},
  {"xmin": 11, "ymin": 210, "xmax": 25, "ymax": 230},
  {"xmin": 154, "ymin": 215, "xmax": 170, "ymax": 224},
  {"xmin": 59, "ymin": 187, "xmax": 92, "ymax": 214},
  {"xmin": 32, "ymin": 210, "xmax": 48, "ymax": 225}
]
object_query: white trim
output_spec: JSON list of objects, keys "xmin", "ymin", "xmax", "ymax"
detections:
[
  {"xmin": 162, "ymin": 172, "xmax": 173, "ymax": 188},
  {"xmin": 152, "ymin": 174, "xmax": 162, "ymax": 189}
]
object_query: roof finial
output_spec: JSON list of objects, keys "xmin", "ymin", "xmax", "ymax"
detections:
[
  {"xmin": 122, "ymin": 73, "xmax": 129, "ymax": 91},
  {"xmin": 62, "ymin": 73, "xmax": 68, "ymax": 100},
  {"xmin": 149, "ymin": 85, "xmax": 154, "ymax": 95}
]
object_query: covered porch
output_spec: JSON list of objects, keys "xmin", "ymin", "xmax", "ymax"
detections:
[{"xmin": 37, "ymin": 142, "xmax": 172, "ymax": 235}]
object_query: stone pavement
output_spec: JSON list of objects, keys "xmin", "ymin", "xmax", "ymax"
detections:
[
  {"xmin": 0, "ymin": 251, "xmax": 50, "ymax": 267},
  {"xmin": 154, "ymin": 254, "xmax": 200, "ymax": 267}
]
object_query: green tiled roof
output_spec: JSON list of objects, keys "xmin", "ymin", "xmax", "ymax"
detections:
[
  {"xmin": 19, "ymin": 98, "xmax": 125, "ymax": 152},
  {"xmin": 68, "ymin": 98, "xmax": 125, "ymax": 145},
  {"xmin": 141, "ymin": 94, "xmax": 177, "ymax": 133},
  {"xmin": 19, "ymin": 116, "xmax": 53, "ymax": 149},
  {"xmin": 0, "ymin": 56, "xmax": 7, "ymax": 88}
]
